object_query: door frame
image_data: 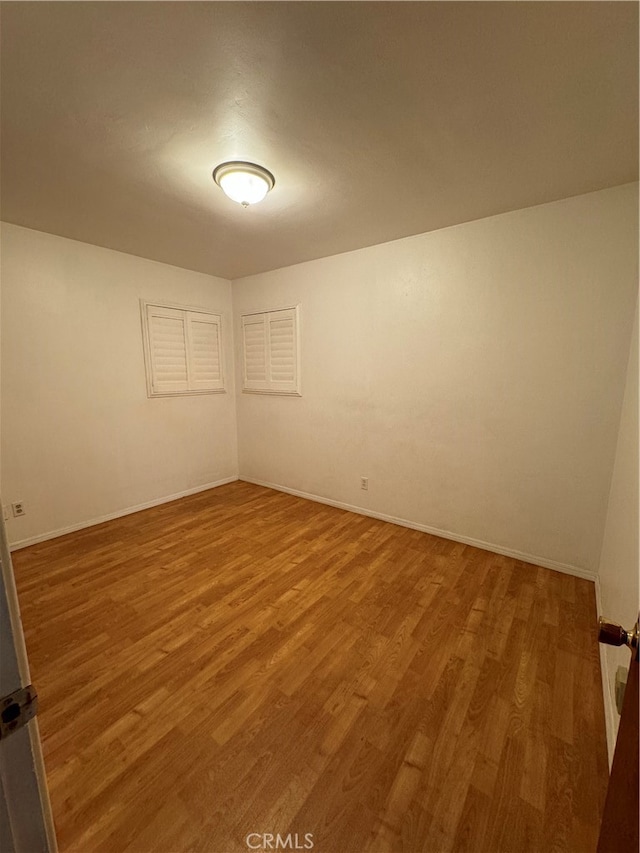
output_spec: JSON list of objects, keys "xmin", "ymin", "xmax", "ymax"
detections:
[{"xmin": 0, "ymin": 509, "xmax": 57, "ymax": 852}]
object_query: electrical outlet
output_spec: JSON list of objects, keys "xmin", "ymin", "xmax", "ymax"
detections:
[
  {"xmin": 360, "ymin": 477, "xmax": 369, "ymax": 490},
  {"xmin": 11, "ymin": 502, "xmax": 26, "ymax": 517}
]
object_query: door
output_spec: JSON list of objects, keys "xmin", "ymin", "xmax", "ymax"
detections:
[
  {"xmin": 597, "ymin": 617, "xmax": 639, "ymax": 853},
  {"xmin": 0, "ymin": 510, "xmax": 57, "ymax": 852}
]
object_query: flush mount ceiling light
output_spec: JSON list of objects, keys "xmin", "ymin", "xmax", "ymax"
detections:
[{"xmin": 212, "ymin": 161, "xmax": 275, "ymax": 207}]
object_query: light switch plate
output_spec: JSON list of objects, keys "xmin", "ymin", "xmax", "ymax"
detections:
[{"xmin": 615, "ymin": 664, "xmax": 628, "ymax": 715}]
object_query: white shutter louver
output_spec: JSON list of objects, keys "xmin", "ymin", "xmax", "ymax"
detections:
[
  {"xmin": 243, "ymin": 316, "xmax": 268, "ymax": 388},
  {"xmin": 268, "ymin": 315, "xmax": 295, "ymax": 383},
  {"xmin": 187, "ymin": 313, "xmax": 223, "ymax": 391},
  {"xmin": 142, "ymin": 302, "xmax": 225, "ymax": 397},
  {"xmin": 242, "ymin": 306, "xmax": 300, "ymax": 395},
  {"xmin": 148, "ymin": 307, "xmax": 189, "ymax": 394},
  {"xmin": 267, "ymin": 310, "xmax": 297, "ymax": 391}
]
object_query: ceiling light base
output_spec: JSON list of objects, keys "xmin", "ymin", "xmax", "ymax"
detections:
[{"xmin": 213, "ymin": 161, "xmax": 275, "ymax": 207}]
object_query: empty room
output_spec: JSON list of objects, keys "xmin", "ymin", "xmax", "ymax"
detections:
[{"xmin": 0, "ymin": 2, "xmax": 638, "ymax": 852}]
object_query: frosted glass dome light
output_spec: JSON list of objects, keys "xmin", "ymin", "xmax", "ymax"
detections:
[{"xmin": 213, "ymin": 161, "xmax": 275, "ymax": 207}]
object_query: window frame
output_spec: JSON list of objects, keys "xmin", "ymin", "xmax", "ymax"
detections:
[{"xmin": 140, "ymin": 299, "xmax": 226, "ymax": 398}]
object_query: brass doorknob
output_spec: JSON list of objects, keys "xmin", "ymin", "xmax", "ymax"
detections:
[{"xmin": 598, "ymin": 617, "xmax": 639, "ymax": 650}]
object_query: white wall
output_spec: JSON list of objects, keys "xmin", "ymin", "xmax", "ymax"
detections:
[
  {"xmin": 598, "ymin": 299, "xmax": 639, "ymax": 759},
  {"xmin": 2, "ymin": 185, "xmax": 637, "ymax": 572},
  {"xmin": 233, "ymin": 184, "xmax": 638, "ymax": 576},
  {"xmin": 1, "ymin": 223, "xmax": 237, "ymax": 547}
]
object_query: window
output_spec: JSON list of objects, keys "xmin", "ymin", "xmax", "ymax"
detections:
[
  {"xmin": 241, "ymin": 306, "xmax": 300, "ymax": 395},
  {"xmin": 141, "ymin": 301, "xmax": 225, "ymax": 397}
]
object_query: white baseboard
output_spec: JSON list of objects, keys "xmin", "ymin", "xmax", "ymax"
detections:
[
  {"xmin": 8, "ymin": 476, "xmax": 239, "ymax": 551},
  {"xmin": 594, "ymin": 576, "xmax": 617, "ymax": 767},
  {"xmin": 239, "ymin": 476, "xmax": 597, "ymax": 582}
]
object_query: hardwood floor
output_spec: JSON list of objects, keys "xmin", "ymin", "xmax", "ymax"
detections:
[{"xmin": 13, "ymin": 481, "xmax": 608, "ymax": 852}]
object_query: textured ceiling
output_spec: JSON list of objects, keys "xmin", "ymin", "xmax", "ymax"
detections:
[{"xmin": 1, "ymin": 2, "xmax": 638, "ymax": 280}]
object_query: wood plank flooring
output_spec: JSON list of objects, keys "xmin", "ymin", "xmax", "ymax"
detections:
[{"xmin": 12, "ymin": 481, "xmax": 609, "ymax": 852}]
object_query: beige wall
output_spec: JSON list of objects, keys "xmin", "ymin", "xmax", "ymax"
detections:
[
  {"xmin": 233, "ymin": 184, "xmax": 638, "ymax": 576},
  {"xmin": 598, "ymin": 299, "xmax": 639, "ymax": 759},
  {"xmin": 1, "ymin": 224, "xmax": 238, "ymax": 547}
]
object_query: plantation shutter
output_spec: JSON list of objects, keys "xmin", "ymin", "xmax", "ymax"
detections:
[
  {"xmin": 143, "ymin": 303, "xmax": 225, "ymax": 396},
  {"xmin": 186, "ymin": 312, "xmax": 224, "ymax": 391},
  {"xmin": 267, "ymin": 309, "xmax": 297, "ymax": 392},
  {"xmin": 147, "ymin": 306, "xmax": 189, "ymax": 394},
  {"xmin": 242, "ymin": 314, "xmax": 268, "ymax": 390},
  {"xmin": 242, "ymin": 307, "xmax": 300, "ymax": 395}
]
